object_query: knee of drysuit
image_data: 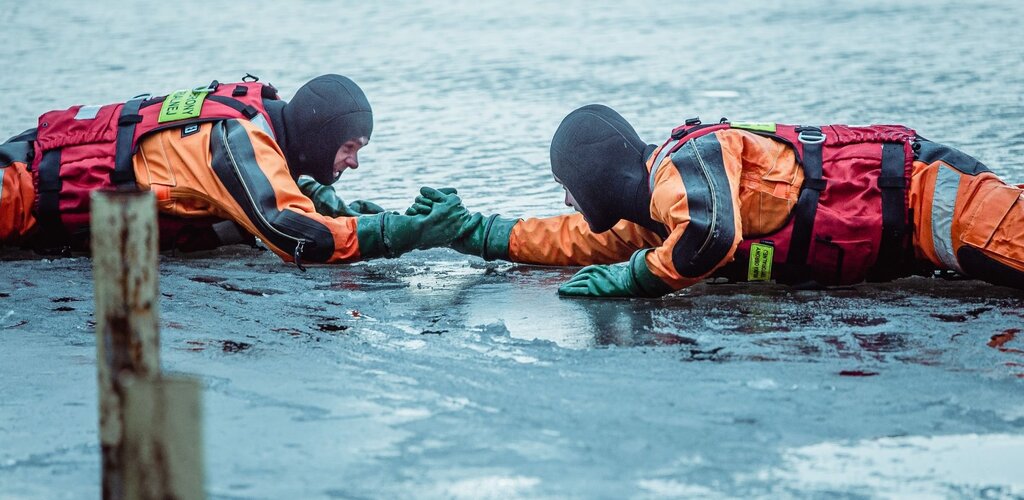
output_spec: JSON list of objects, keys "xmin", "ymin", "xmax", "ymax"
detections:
[{"xmin": 949, "ymin": 174, "xmax": 1024, "ymax": 289}]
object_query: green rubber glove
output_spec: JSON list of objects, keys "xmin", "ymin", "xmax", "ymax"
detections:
[
  {"xmin": 557, "ymin": 250, "xmax": 674, "ymax": 298},
  {"xmin": 355, "ymin": 187, "xmax": 468, "ymax": 258},
  {"xmin": 449, "ymin": 213, "xmax": 518, "ymax": 260},
  {"xmin": 297, "ymin": 176, "xmax": 386, "ymax": 217},
  {"xmin": 404, "ymin": 192, "xmax": 518, "ymax": 260}
]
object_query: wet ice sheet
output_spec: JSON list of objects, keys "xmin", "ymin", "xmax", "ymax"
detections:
[{"xmin": 1, "ymin": 249, "xmax": 1023, "ymax": 498}]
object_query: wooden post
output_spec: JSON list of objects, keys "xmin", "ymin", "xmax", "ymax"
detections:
[
  {"xmin": 91, "ymin": 191, "xmax": 161, "ymax": 499},
  {"xmin": 122, "ymin": 375, "xmax": 205, "ymax": 500}
]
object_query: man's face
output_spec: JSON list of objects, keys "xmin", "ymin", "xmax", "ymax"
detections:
[
  {"xmin": 330, "ymin": 136, "xmax": 369, "ymax": 183},
  {"xmin": 553, "ymin": 175, "xmax": 582, "ymax": 213}
]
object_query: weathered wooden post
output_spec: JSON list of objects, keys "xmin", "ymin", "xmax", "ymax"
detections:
[
  {"xmin": 121, "ymin": 375, "xmax": 204, "ymax": 500},
  {"xmin": 91, "ymin": 191, "xmax": 204, "ymax": 499},
  {"xmin": 92, "ymin": 190, "xmax": 161, "ymax": 499}
]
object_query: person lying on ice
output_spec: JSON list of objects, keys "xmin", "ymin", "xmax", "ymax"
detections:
[
  {"xmin": 397, "ymin": 104, "xmax": 1021, "ymax": 297},
  {"xmin": 0, "ymin": 74, "xmax": 467, "ymax": 268}
]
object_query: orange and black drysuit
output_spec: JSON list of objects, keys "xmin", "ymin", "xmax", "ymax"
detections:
[
  {"xmin": 484, "ymin": 115, "xmax": 1023, "ymax": 292},
  {"xmin": 0, "ymin": 79, "xmax": 371, "ymax": 265}
]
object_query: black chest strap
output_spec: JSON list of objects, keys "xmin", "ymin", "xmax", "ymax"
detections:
[
  {"xmin": 111, "ymin": 97, "xmax": 146, "ymax": 190},
  {"xmin": 783, "ymin": 127, "xmax": 827, "ymax": 283},
  {"xmin": 869, "ymin": 142, "xmax": 910, "ymax": 280}
]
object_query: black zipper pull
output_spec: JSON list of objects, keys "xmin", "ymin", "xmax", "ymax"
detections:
[{"xmin": 293, "ymin": 240, "xmax": 307, "ymax": 272}]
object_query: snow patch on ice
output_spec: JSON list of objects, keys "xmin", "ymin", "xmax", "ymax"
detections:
[
  {"xmin": 637, "ymin": 478, "xmax": 719, "ymax": 497},
  {"xmin": 443, "ymin": 475, "xmax": 541, "ymax": 499},
  {"xmin": 392, "ymin": 323, "xmax": 423, "ymax": 336},
  {"xmin": 698, "ymin": 90, "xmax": 740, "ymax": 98},
  {"xmin": 393, "ymin": 339, "xmax": 427, "ymax": 350},
  {"xmin": 512, "ymin": 355, "xmax": 538, "ymax": 364},
  {"xmin": 745, "ymin": 378, "xmax": 778, "ymax": 390},
  {"xmin": 387, "ymin": 407, "xmax": 433, "ymax": 423},
  {"xmin": 997, "ymin": 404, "xmax": 1024, "ymax": 423},
  {"xmin": 759, "ymin": 433, "xmax": 1024, "ymax": 497}
]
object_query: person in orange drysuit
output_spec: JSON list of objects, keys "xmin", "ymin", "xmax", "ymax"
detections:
[
  {"xmin": 0, "ymin": 74, "xmax": 467, "ymax": 267},
  {"xmin": 397, "ymin": 105, "xmax": 1022, "ymax": 297}
]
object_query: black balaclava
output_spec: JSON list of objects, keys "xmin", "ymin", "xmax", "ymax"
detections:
[
  {"xmin": 281, "ymin": 74, "xmax": 373, "ymax": 185},
  {"xmin": 550, "ymin": 104, "xmax": 660, "ymax": 234}
]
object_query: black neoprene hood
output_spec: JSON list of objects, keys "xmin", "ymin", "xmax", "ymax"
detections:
[
  {"xmin": 549, "ymin": 104, "xmax": 659, "ymax": 234},
  {"xmin": 281, "ymin": 74, "xmax": 373, "ymax": 184}
]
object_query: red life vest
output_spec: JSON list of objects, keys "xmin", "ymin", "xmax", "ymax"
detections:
[
  {"xmin": 650, "ymin": 119, "xmax": 916, "ymax": 286},
  {"xmin": 30, "ymin": 79, "xmax": 280, "ymax": 245}
]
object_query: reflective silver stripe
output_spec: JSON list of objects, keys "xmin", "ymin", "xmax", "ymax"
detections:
[
  {"xmin": 0, "ymin": 167, "xmax": 6, "ymax": 208},
  {"xmin": 74, "ymin": 105, "xmax": 101, "ymax": 120},
  {"xmin": 648, "ymin": 143, "xmax": 675, "ymax": 192},
  {"xmin": 252, "ymin": 113, "xmax": 275, "ymax": 140},
  {"xmin": 931, "ymin": 165, "xmax": 963, "ymax": 273}
]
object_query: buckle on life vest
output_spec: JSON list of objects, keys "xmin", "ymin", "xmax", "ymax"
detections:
[
  {"xmin": 796, "ymin": 126, "xmax": 826, "ymax": 145},
  {"xmin": 671, "ymin": 117, "xmax": 702, "ymax": 140},
  {"xmin": 194, "ymin": 80, "xmax": 220, "ymax": 94}
]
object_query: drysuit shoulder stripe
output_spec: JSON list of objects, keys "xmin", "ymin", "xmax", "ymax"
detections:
[
  {"xmin": 209, "ymin": 120, "xmax": 334, "ymax": 262},
  {"xmin": 668, "ymin": 134, "xmax": 736, "ymax": 278}
]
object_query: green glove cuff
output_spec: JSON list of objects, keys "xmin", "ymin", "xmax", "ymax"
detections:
[
  {"xmin": 629, "ymin": 249, "xmax": 675, "ymax": 297},
  {"xmin": 355, "ymin": 214, "xmax": 388, "ymax": 259},
  {"xmin": 480, "ymin": 216, "xmax": 519, "ymax": 261},
  {"xmin": 297, "ymin": 177, "xmax": 338, "ymax": 216}
]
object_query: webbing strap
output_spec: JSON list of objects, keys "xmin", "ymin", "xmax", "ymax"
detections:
[
  {"xmin": 36, "ymin": 149, "xmax": 64, "ymax": 232},
  {"xmin": 207, "ymin": 95, "xmax": 259, "ymax": 119},
  {"xmin": 0, "ymin": 141, "xmax": 31, "ymax": 168},
  {"xmin": 111, "ymin": 98, "xmax": 145, "ymax": 190},
  {"xmin": 785, "ymin": 134, "xmax": 826, "ymax": 278},
  {"xmin": 875, "ymin": 142, "xmax": 908, "ymax": 274}
]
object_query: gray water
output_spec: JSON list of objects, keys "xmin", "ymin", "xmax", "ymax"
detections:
[{"xmin": 2, "ymin": 1, "xmax": 1024, "ymax": 498}]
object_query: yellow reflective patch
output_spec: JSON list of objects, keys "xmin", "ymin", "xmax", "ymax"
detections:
[
  {"xmin": 747, "ymin": 242, "xmax": 774, "ymax": 282},
  {"xmin": 158, "ymin": 89, "xmax": 209, "ymax": 123},
  {"xmin": 731, "ymin": 122, "xmax": 777, "ymax": 133}
]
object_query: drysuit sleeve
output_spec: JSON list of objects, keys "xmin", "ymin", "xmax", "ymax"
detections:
[
  {"xmin": 508, "ymin": 213, "xmax": 663, "ymax": 266},
  {"xmin": 204, "ymin": 119, "xmax": 363, "ymax": 263},
  {"xmin": 643, "ymin": 132, "xmax": 747, "ymax": 290}
]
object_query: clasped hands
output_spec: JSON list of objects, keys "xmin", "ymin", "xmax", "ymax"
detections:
[
  {"xmin": 302, "ymin": 179, "xmax": 669, "ymax": 298},
  {"xmin": 398, "ymin": 188, "xmax": 668, "ymax": 298}
]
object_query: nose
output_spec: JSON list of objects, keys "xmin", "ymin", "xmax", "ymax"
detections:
[{"xmin": 346, "ymin": 152, "xmax": 359, "ymax": 169}]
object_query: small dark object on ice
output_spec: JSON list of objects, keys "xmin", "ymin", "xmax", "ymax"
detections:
[
  {"xmin": 221, "ymin": 340, "xmax": 253, "ymax": 353},
  {"xmin": 839, "ymin": 370, "xmax": 879, "ymax": 377},
  {"xmin": 317, "ymin": 323, "xmax": 349, "ymax": 333}
]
